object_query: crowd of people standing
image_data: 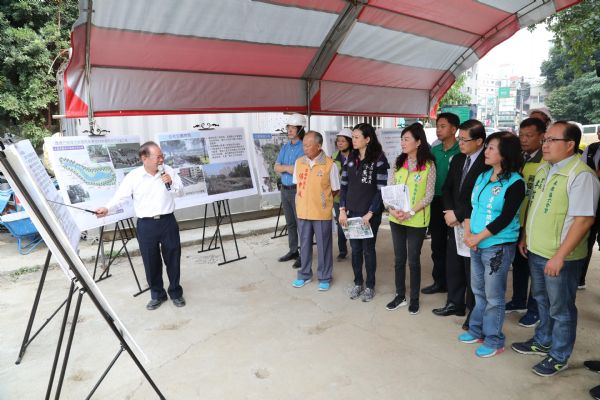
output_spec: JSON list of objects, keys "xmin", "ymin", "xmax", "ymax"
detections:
[{"xmin": 274, "ymin": 111, "xmax": 600, "ymax": 396}]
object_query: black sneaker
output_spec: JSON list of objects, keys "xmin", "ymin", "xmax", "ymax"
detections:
[
  {"xmin": 385, "ymin": 295, "xmax": 407, "ymax": 310},
  {"xmin": 409, "ymin": 299, "xmax": 420, "ymax": 315},
  {"xmin": 532, "ymin": 356, "xmax": 568, "ymax": 377},
  {"xmin": 511, "ymin": 338, "xmax": 551, "ymax": 356}
]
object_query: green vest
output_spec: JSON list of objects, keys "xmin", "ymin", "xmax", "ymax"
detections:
[
  {"xmin": 526, "ymin": 156, "xmax": 593, "ymax": 260},
  {"xmin": 519, "ymin": 152, "xmax": 543, "ymax": 226},
  {"xmin": 389, "ymin": 161, "xmax": 432, "ymax": 228}
]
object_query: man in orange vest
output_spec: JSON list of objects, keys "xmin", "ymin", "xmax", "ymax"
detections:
[{"xmin": 291, "ymin": 131, "xmax": 340, "ymax": 291}]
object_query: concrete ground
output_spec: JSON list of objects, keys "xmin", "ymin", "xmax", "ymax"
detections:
[{"xmin": 1, "ymin": 216, "xmax": 599, "ymax": 399}]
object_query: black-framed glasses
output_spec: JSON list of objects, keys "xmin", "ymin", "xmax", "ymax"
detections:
[
  {"xmin": 457, "ymin": 137, "xmax": 476, "ymax": 143},
  {"xmin": 540, "ymin": 138, "xmax": 571, "ymax": 145}
]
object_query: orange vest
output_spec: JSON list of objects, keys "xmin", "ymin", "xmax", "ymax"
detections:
[{"xmin": 295, "ymin": 152, "xmax": 334, "ymax": 220}]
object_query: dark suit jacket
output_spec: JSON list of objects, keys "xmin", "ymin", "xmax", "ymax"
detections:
[{"xmin": 442, "ymin": 149, "xmax": 491, "ymax": 223}]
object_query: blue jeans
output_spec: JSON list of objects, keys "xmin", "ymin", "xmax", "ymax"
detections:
[
  {"xmin": 468, "ymin": 244, "xmax": 516, "ymax": 349},
  {"xmin": 529, "ymin": 252, "xmax": 583, "ymax": 363},
  {"xmin": 349, "ymin": 211, "xmax": 382, "ymax": 289}
]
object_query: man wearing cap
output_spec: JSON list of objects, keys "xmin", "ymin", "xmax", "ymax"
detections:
[
  {"xmin": 331, "ymin": 128, "xmax": 353, "ymax": 260},
  {"xmin": 275, "ymin": 113, "xmax": 306, "ymax": 268},
  {"xmin": 291, "ymin": 131, "xmax": 340, "ymax": 290}
]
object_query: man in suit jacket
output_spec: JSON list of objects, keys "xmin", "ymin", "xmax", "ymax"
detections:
[{"xmin": 432, "ymin": 120, "xmax": 490, "ymax": 329}]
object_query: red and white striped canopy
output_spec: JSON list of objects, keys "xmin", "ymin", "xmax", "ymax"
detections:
[{"xmin": 63, "ymin": 0, "xmax": 580, "ymax": 119}]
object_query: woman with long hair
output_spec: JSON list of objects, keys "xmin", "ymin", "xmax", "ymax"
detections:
[
  {"xmin": 459, "ymin": 132, "xmax": 525, "ymax": 357},
  {"xmin": 339, "ymin": 123, "xmax": 389, "ymax": 302},
  {"xmin": 385, "ymin": 123, "xmax": 436, "ymax": 314},
  {"xmin": 332, "ymin": 128, "xmax": 353, "ymax": 260}
]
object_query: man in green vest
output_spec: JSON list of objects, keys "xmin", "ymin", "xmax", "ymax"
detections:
[
  {"xmin": 505, "ymin": 118, "xmax": 546, "ymax": 328},
  {"xmin": 512, "ymin": 121, "xmax": 600, "ymax": 377}
]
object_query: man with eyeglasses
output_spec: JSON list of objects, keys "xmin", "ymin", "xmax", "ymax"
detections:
[
  {"xmin": 512, "ymin": 122, "xmax": 600, "ymax": 377},
  {"xmin": 433, "ymin": 120, "xmax": 490, "ymax": 331},
  {"xmin": 96, "ymin": 141, "xmax": 186, "ymax": 311}
]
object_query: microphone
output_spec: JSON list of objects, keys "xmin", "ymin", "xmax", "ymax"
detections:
[{"xmin": 157, "ymin": 164, "xmax": 171, "ymax": 191}]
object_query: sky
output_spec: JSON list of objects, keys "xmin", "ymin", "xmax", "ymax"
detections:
[{"xmin": 476, "ymin": 24, "xmax": 554, "ymax": 81}]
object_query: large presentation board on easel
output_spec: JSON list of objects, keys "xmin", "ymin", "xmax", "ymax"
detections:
[
  {"xmin": 0, "ymin": 140, "xmax": 146, "ymax": 363},
  {"xmin": 157, "ymin": 127, "xmax": 257, "ymax": 208},
  {"xmin": 250, "ymin": 132, "xmax": 287, "ymax": 195},
  {"xmin": 44, "ymin": 136, "xmax": 141, "ymax": 231}
]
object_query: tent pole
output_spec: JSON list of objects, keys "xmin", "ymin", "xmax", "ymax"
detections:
[
  {"xmin": 84, "ymin": 0, "xmax": 95, "ymax": 135},
  {"xmin": 306, "ymin": 79, "xmax": 311, "ymax": 130}
]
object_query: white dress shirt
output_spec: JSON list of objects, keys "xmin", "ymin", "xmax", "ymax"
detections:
[{"xmin": 106, "ymin": 164, "xmax": 184, "ymax": 218}]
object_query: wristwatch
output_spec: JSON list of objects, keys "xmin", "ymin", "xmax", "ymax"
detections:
[{"xmin": 409, "ymin": 210, "xmax": 415, "ymax": 216}]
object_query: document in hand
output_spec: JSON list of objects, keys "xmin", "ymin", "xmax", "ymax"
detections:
[
  {"xmin": 454, "ymin": 224, "xmax": 471, "ymax": 257},
  {"xmin": 381, "ymin": 184, "xmax": 410, "ymax": 211},
  {"xmin": 342, "ymin": 217, "xmax": 374, "ymax": 239}
]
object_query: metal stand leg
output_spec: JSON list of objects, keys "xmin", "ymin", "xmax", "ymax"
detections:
[
  {"xmin": 271, "ymin": 202, "xmax": 288, "ymax": 239},
  {"xmin": 217, "ymin": 200, "xmax": 246, "ymax": 266}
]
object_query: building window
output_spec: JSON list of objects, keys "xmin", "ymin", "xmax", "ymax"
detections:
[{"xmin": 343, "ymin": 116, "xmax": 382, "ymax": 129}]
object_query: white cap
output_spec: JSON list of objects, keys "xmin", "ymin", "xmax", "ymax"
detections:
[
  {"xmin": 528, "ymin": 107, "xmax": 553, "ymax": 122},
  {"xmin": 336, "ymin": 128, "xmax": 352, "ymax": 139},
  {"xmin": 285, "ymin": 113, "xmax": 307, "ymax": 127}
]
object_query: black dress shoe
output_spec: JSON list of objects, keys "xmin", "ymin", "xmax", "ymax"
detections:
[
  {"xmin": 336, "ymin": 253, "xmax": 347, "ymax": 261},
  {"xmin": 278, "ymin": 251, "xmax": 299, "ymax": 262},
  {"xmin": 146, "ymin": 298, "xmax": 166, "ymax": 310},
  {"xmin": 421, "ymin": 283, "xmax": 447, "ymax": 295},
  {"xmin": 292, "ymin": 257, "xmax": 301, "ymax": 269},
  {"xmin": 432, "ymin": 303, "xmax": 466, "ymax": 317},
  {"xmin": 584, "ymin": 360, "xmax": 600, "ymax": 373},
  {"xmin": 591, "ymin": 384, "xmax": 600, "ymax": 400},
  {"xmin": 172, "ymin": 297, "xmax": 186, "ymax": 307}
]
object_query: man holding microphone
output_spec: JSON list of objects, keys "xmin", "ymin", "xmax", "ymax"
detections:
[{"xmin": 96, "ymin": 141, "xmax": 185, "ymax": 311}]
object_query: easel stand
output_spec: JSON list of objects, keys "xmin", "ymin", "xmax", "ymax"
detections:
[
  {"xmin": 198, "ymin": 199, "xmax": 246, "ymax": 265},
  {"xmin": 15, "ymin": 250, "xmax": 76, "ymax": 364},
  {"xmin": 93, "ymin": 218, "xmax": 149, "ymax": 297},
  {"xmin": 1, "ymin": 148, "xmax": 165, "ymax": 399},
  {"xmin": 271, "ymin": 202, "xmax": 288, "ymax": 239}
]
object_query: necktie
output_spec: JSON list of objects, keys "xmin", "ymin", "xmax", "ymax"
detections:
[{"xmin": 460, "ymin": 156, "xmax": 471, "ymax": 190}]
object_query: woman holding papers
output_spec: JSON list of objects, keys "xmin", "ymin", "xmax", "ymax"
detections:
[
  {"xmin": 339, "ymin": 123, "xmax": 389, "ymax": 302},
  {"xmin": 458, "ymin": 132, "xmax": 525, "ymax": 358},
  {"xmin": 385, "ymin": 123, "xmax": 436, "ymax": 315}
]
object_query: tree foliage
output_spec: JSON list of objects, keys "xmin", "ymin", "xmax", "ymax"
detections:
[
  {"xmin": 538, "ymin": 0, "xmax": 600, "ymax": 123},
  {"xmin": 439, "ymin": 74, "xmax": 472, "ymax": 108},
  {"xmin": 543, "ymin": 0, "xmax": 600, "ymax": 76},
  {"xmin": 0, "ymin": 0, "xmax": 79, "ymax": 147},
  {"xmin": 544, "ymin": 72, "xmax": 600, "ymax": 124}
]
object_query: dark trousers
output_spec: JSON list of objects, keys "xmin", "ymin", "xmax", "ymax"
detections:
[
  {"xmin": 429, "ymin": 196, "xmax": 448, "ymax": 287},
  {"xmin": 390, "ymin": 223, "xmax": 427, "ymax": 300},
  {"xmin": 137, "ymin": 214, "xmax": 183, "ymax": 300},
  {"xmin": 446, "ymin": 230, "xmax": 474, "ymax": 311},
  {"xmin": 333, "ymin": 202, "xmax": 348, "ymax": 256},
  {"xmin": 511, "ymin": 249, "xmax": 537, "ymax": 312},
  {"xmin": 349, "ymin": 211, "xmax": 382, "ymax": 289},
  {"xmin": 580, "ymin": 223, "xmax": 599, "ymax": 285},
  {"xmin": 280, "ymin": 187, "xmax": 299, "ymax": 253}
]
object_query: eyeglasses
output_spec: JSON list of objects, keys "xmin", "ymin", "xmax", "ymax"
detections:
[
  {"xmin": 457, "ymin": 137, "xmax": 476, "ymax": 143},
  {"xmin": 540, "ymin": 138, "xmax": 571, "ymax": 145}
]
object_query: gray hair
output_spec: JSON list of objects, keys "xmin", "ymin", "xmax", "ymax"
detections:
[{"xmin": 305, "ymin": 130, "xmax": 323, "ymax": 145}]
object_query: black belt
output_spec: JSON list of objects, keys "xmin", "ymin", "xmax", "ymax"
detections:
[
  {"xmin": 281, "ymin": 184, "xmax": 297, "ymax": 190},
  {"xmin": 139, "ymin": 213, "xmax": 173, "ymax": 220}
]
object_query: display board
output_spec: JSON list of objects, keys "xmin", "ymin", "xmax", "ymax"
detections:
[
  {"xmin": 250, "ymin": 132, "xmax": 287, "ymax": 195},
  {"xmin": 157, "ymin": 128, "xmax": 257, "ymax": 207},
  {"xmin": 0, "ymin": 140, "xmax": 147, "ymax": 362},
  {"xmin": 323, "ymin": 130, "xmax": 338, "ymax": 157},
  {"xmin": 377, "ymin": 128, "xmax": 403, "ymax": 175},
  {"xmin": 44, "ymin": 136, "xmax": 140, "ymax": 231}
]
